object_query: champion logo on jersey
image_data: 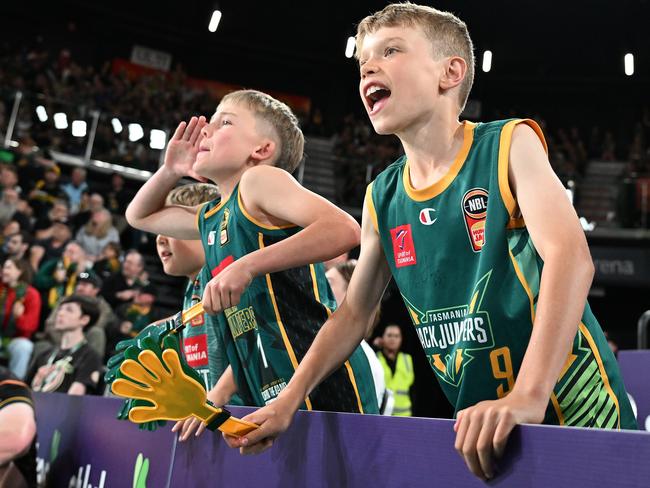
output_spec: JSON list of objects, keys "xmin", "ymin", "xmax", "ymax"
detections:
[
  {"xmin": 390, "ymin": 224, "xmax": 417, "ymax": 268},
  {"xmin": 419, "ymin": 208, "xmax": 437, "ymax": 226},
  {"xmin": 462, "ymin": 188, "xmax": 488, "ymax": 252},
  {"xmin": 207, "ymin": 230, "xmax": 216, "ymax": 246}
]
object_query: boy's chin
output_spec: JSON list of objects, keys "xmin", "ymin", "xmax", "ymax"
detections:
[{"xmin": 371, "ymin": 121, "xmax": 396, "ymax": 136}]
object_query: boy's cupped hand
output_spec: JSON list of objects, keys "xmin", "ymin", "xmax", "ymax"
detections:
[{"xmin": 164, "ymin": 116, "xmax": 207, "ymax": 181}]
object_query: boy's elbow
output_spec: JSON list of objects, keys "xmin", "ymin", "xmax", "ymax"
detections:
[
  {"xmin": 343, "ymin": 217, "xmax": 361, "ymax": 249},
  {"xmin": 124, "ymin": 204, "xmax": 140, "ymax": 228}
]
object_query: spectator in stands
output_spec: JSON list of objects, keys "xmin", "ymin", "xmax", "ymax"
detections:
[
  {"xmin": 29, "ymin": 220, "xmax": 71, "ymax": 271},
  {"xmin": 100, "ymin": 249, "xmax": 147, "ymax": 308},
  {"xmin": 27, "ymin": 165, "xmax": 65, "ymax": 216},
  {"xmin": 33, "ymin": 198, "xmax": 69, "ymax": 240},
  {"xmin": 34, "ymin": 241, "xmax": 92, "ymax": 318},
  {"xmin": 69, "ymin": 192, "xmax": 104, "ymax": 233},
  {"xmin": 106, "ymin": 173, "xmax": 132, "ymax": 237},
  {"xmin": 38, "ymin": 270, "xmax": 114, "ymax": 362},
  {"xmin": 27, "ymin": 295, "xmax": 101, "ymax": 395},
  {"xmin": 107, "ymin": 283, "xmax": 160, "ymax": 355},
  {"xmin": 0, "ymin": 366, "xmax": 37, "ymax": 488},
  {"xmin": 0, "ymin": 165, "xmax": 21, "ymax": 195},
  {"xmin": 92, "ymin": 241, "xmax": 122, "ymax": 281},
  {"xmin": 0, "ymin": 199, "xmax": 29, "ymax": 233},
  {"xmin": 75, "ymin": 209, "xmax": 119, "ymax": 260},
  {"xmin": 61, "ymin": 167, "xmax": 88, "ymax": 214},
  {"xmin": 376, "ymin": 324, "xmax": 415, "ymax": 417},
  {"xmin": 0, "ymin": 258, "xmax": 41, "ymax": 379},
  {"xmin": 0, "ymin": 231, "xmax": 32, "ymax": 263}
]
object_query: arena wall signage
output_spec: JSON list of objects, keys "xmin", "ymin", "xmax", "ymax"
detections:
[
  {"xmin": 618, "ymin": 350, "xmax": 650, "ymax": 431},
  {"xmin": 590, "ymin": 246, "xmax": 650, "ymax": 287},
  {"xmin": 33, "ymin": 393, "xmax": 650, "ymax": 487},
  {"xmin": 34, "ymin": 393, "xmax": 174, "ymax": 487}
]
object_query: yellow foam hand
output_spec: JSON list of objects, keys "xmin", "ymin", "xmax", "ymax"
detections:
[{"xmin": 112, "ymin": 343, "xmax": 257, "ymax": 437}]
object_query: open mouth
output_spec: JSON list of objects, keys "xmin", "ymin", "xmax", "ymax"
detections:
[
  {"xmin": 159, "ymin": 250, "xmax": 173, "ymax": 261},
  {"xmin": 365, "ymin": 84, "xmax": 391, "ymax": 115}
]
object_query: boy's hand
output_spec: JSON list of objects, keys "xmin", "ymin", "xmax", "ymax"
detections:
[
  {"xmin": 202, "ymin": 259, "xmax": 254, "ymax": 314},
  {"xmin": 222, "ymin": 394, "xmax": 298, "ymax": 455},
  {"xmin": 453, "ymin": 392, "xmax": 546, "ymax": 480},
  {"xmin": 172, "ymin": 386, "xmax": 228, "ymax": 441},
  {"xmin": 164, "ymin": 116, "xmax": 207, "ymax": 179}
]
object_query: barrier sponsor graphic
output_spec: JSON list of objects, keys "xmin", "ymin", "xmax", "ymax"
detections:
[
  {"xmin": 34, "ymin": 393, "xmax": 174, "ymax": 487},
  {"xmin": 33, "ymin": 392, "xmax": 650, "ymax": 487},
  {"xmin": 618, "ymin": 350, "xmax": 650, "ymax": 430}
]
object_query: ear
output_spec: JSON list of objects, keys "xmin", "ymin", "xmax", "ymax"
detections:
[
  {"xmin": 80, "ymin": 314, "xmax": 90, "ymax": 328},
  {"xmin": 249, "ymin": 139, "xmax": 277, "ymax": 165},
  {"xmin": 439, "ymin": 56, "xmax": 467, "ymax": 92}
]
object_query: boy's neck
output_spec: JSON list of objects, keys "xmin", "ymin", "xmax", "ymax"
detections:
[
  {"xmin": 398, "ymin": 109, "xmax": 464, "ymax": 173},
  {"xmin": 210, "ymin": 166, "xmax": 253, "ymax": 203},
  {"xmin": 61, "ymin": 328, "xmax": 85, "ymax": 350},
  {"xmin": 186, "ymin": 269, "xmax": 200, "ymax": 282}
]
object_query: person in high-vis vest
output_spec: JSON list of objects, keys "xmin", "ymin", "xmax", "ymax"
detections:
[{"xmin": 377, "ymin": 324, "xmax": 414, "ymax": 416}]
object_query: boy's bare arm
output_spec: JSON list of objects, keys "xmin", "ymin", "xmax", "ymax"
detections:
[
  {"xmin": 202, "ymin": 165, "xmax": 362, "ymax": 313},
  {"xmin": 454, "ymin": 123, "xmax": 595, "ymax": 480},
  {"xmin": 125, "ymin": 116, "xmax": 206, "ymax": 239},
  {"xmin": 221, "ymin": 199, "xmax": 392, "ymax": 454},
  {"xmin": 241, "ymin": 165, "xmax": 361, "ymax": 273}
]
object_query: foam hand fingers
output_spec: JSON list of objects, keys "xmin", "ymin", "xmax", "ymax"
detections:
[
  {"xmin": 161, "ymin": 349, "xmax": 185, "ymax": 379},
  {"xmin": 120, "ymin": 357, "xmax": 157, "ymax": 383},
  {"xmin": 138, "ymin": 350, "xmax": 169, "ymax": 382},
  {"xmin": 130, "ymin": 404, "xmax": 164, "ymax": 424},
  {"xmin": 112, "ymin": 378, "xmax": 155, "ymax": 403}
]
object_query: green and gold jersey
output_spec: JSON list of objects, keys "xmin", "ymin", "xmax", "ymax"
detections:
[
  {"xmin": 181, "ymin": 267, "xmax": 229, "ymax": 392},
  {"xmin": 367, "ymin": 119, "xmax": 635, "ymax": 429},
  {"xmin": 197, "ymin": 184, "xmax": 377, "ymax": 413}
]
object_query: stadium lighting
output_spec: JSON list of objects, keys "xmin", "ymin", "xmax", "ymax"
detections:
[
  {"xmin": 128, "ymin": 123, "xmax": 144, "ymax": 142},
  {"xmin": 624, "ymin": 53, "xmax": 634, "ymax": 76},
  {"xmin": 345, "ymin": 36, "xmax": 356, "ymax": 59},
  {"xmin": 111, "ymin": 117, "xmax": 123, "ymax": 134},
  {"xmin": 71, "ymin": 120, "xmax": 87, "ymax": 138},
  {"xmin": 150, "ymin": 129, "xmax": 167, "ymax": 150},
  {"xmin": 208, "ymin": 10, "xmax": 222, "ymax": 32},
  {"xmin": 35, "ymin": 105, "xmax": 48, "ymax": 122},
  {"xmin": 53, "ymin": 112, "xmax": 68, "ymax": 130},
  {"xmin": 482, "ymin": 50, "xmax": 492, "ymax": 73}
]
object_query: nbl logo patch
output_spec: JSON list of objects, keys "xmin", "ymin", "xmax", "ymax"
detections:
[
  {"xmin": 207, "ymin": 231, "xmax": 216, "ymax": 246},
  {"xmin": 462, "ymin": 188, "xmax": 488, "ymax": 252},
  {"xmin": 390, "ymin": 224, "xmax": 417, "ymax": 268}
]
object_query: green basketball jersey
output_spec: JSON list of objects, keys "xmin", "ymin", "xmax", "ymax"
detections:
[
  {"xmin": 197, "ymin": 184, "xmax": 378, "ymax": 413},
  {"xmin": 368, "ymin": 119, "xmax": 635, "ymax": 429},
  {"xmin": 181, "ymin": 267, "xmax": 230, "ymax": 392}
]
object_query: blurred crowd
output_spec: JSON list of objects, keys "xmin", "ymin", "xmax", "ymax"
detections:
[{"xmin": 0, "ymin": 145, "xmax": 171, "ymax": 395}]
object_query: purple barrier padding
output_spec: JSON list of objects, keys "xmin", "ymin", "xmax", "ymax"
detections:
[
  {"xmin": 33, "ymin": 392, "xmax": 175, "ymax": 488},
  {"xmin": 618, "ymin": 350, "xmax": 650, "ymax": 430},
  {"xmin": 170, "ymin": 406, "xmax": 650, "ymax": 488}
]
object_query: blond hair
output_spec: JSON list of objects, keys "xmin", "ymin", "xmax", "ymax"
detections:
[
  {"xmin": 166, "ymin": 183, "xmax": 220, "ymax": 207},
  {"xmin": 220, "ymin": 90, "xmax": 305, "ymax": 173},
  {"xmin": 356, "ymin": 2, "xmax": 475, "ymax": 113}
]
